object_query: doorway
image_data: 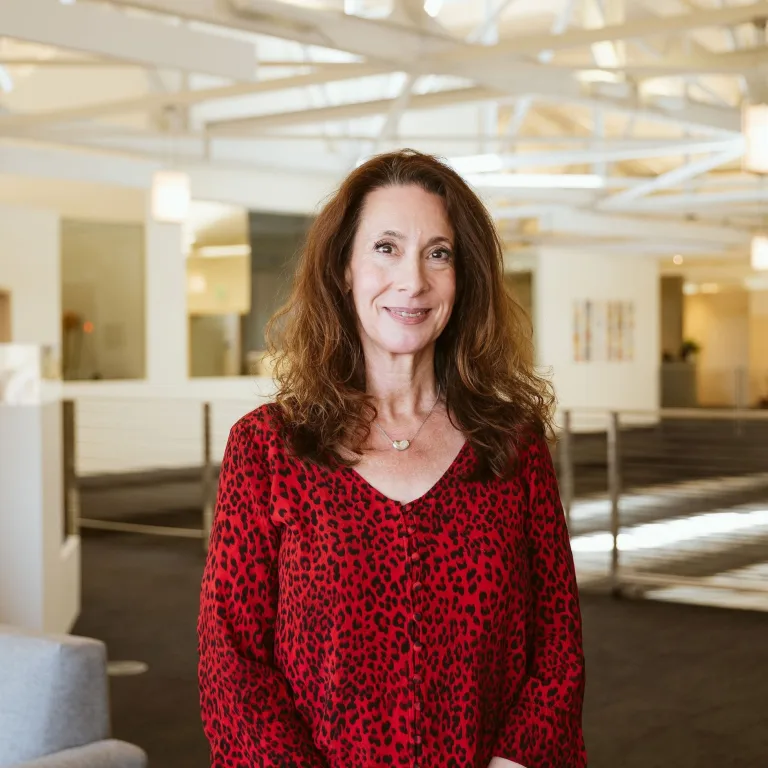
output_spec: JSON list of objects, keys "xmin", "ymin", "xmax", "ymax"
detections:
[{"xmin": 0, "ymin": 289, "xmax": 11, "ymax": 343}]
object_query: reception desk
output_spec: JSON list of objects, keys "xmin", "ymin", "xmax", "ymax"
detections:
[{"xmin": 660, "ymin": 361, "xmax": 698, "ymax": 408}]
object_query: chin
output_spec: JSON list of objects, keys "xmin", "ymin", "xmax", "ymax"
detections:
[{"xmin": 372, "ymin": 331, "xmax": 437, "ymax": 357}]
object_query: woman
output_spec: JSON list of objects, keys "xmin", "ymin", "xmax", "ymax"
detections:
[{"xmin": 198, "ymin": 149, "xmax": 586, "ymax": 768}]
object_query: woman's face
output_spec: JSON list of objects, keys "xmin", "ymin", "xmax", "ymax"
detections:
[{"xmin": 346, "ymin": 184, "xmax": 456, "ymax": 359}]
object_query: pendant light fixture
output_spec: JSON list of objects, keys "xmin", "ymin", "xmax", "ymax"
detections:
[
  {"xmin": 743, "ymin": 102, "xmax": 768, "ymax": 174},
  {"xmin": 151, "ymin": 170, "xmax": 191, "ymax": 224},
  {"xmin": 752, "ymin": 233, "xmax": 768, "ymax": 271},
  {"xmin": 751, "ymin": 172, "xmax": 768, "ymax": 271}
]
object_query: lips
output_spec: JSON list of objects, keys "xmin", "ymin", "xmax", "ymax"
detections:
[
  {"xmin": 383, "ymin": 307, "xmax": 432, "ymax": 325},
  {"xmin": 386, "ymin": 307, "xmax": 430, "ymax": 318}
]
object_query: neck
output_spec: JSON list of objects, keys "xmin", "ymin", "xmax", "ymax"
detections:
[{"xmin": 364, "ymin": 346, "xmax": 439, "ymax": 420}]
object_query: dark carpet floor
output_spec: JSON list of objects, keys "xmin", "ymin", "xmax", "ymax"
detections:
[{"xmin": 73, "ymin": 530, "xmax": 768, "ymax": 768}]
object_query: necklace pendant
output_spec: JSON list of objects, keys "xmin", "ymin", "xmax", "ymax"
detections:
[{"xmin": 392, "ymin": 439, "xmax": 411, "ymax": 451}]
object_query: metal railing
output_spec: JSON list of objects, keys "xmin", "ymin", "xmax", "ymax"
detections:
[
  {"xmin": 556, "ymin": 407, "xmax": 768, "ymax": 604},
  {"xmin": 62, "ymin": 397, "xmax": 259, "ymax": 551},
  {"xmin": 62, "ymin": 398, "xmax": 768, "ymax": 605}
]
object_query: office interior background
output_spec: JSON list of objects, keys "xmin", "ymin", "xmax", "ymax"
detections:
[{"xmin": 0, "ymin": 0, "xmax": 767, "ymax": 767}]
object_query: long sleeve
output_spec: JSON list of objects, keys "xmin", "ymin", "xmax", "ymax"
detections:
[
  {"xmin": 197, "ymin": 419, "xmax": 328, "ymax": 768},
  {"xmin": 492, "ymin": 433, "xmax": 587, "ymax": 768}
]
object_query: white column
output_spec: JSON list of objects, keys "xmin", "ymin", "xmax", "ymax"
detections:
[
  {"xmin": 533, "ymin": 247, "xmax": 660, "ymax": 429},
  {"xmin": 0, "ymin": 393, "xmax": 80, "ymax": 633},
  {"xmin": 145, "ymin": 209, "xmax": 188, "ymax": 383},
  {"xmin": 0, "ymin": 203, "xmax": 60, "ymax": 347}
]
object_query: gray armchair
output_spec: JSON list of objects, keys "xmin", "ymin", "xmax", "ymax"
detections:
[{"xmin": 0, "ymin": 624, "xmax": 147, "ymax": 768}]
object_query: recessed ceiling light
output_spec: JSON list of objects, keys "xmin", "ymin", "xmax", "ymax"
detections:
[{"xmin": 673, "ymin": 254, "xmax": 684, "ymax": 265}]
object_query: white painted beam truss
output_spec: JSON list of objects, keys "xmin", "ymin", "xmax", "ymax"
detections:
[
  {"xmin": 597, "ymin": 141, "xmax": 746, "ymax": 210},
  {"xmin": 0, "ymin": 65, "xmax": 379, "ymax": 132},
  {"xmin": 0, "ymin": 0, "xmax": 257, "ymax": 80},
  {"xmin": 0, "ymin": 0, "xmax": 764, "ymax": 252},
  {"xmin": 97, "ymin": 0, "xmax": 746, "ymax": 133}
]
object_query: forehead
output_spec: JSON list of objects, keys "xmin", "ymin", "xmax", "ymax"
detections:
[{"xmin": 358, "ymin": 185, "xmax": 453, "ymax": 237}]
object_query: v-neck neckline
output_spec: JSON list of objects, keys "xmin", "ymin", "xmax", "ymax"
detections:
[{"xmin": 341, "ymin": 439, "xmax": 471, "ymax": 508}]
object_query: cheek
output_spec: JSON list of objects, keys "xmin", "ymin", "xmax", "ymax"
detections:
[
  {"xmin": 441, "ymin": 273, "xmax": 457, "ymax": 308},
  {"xmin": 352, "ymin": 265, "xmax": 387, "ymax": 304}
]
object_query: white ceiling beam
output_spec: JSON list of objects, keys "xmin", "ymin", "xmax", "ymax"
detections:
[
  {"xmin": 0, "ymin": 58, "xmax": 365, "ymax": 69},
  {"xmin": 544, "ymin": 45, "xmax": 768, "ymax": 77},
  {"xmin": 111, "ymin": 0, "xmax": 455, "ymax": 60},
  {"xmin": 0, "ymin": 0, "xmax": 257, "ymax": 81},
  {"xmin": 201, "ymin": 76, "xmax": 740, "ymax": 135},
  {"xmin": 0, "ymin": 58, "xmax": 145, "ymax": 68},
  {"xmin": 46, "ymin": 126, "xmax": 739, "ymax": 151},
  {"xmin": 0, "ymin": 65, "xmax": 378, "ymax": 132},
  {"xmin": 110, "ymin": 0, "xmax": 744, "ymax": 133},
  {"xmin": 573, "ymin": 241, "xmax": 732, "ymax": 256},
  {"xmin": 206, "ymin": 86, "xmax": 501, "ymax": 134},
  {"xmin": 540, "ymin": 208, "xmax": 748, "ymax": 245},
  {"xmin": 447, "ymin": 0, "xmax": 768, "ymax": 61},
  {"xmin": 648, "ymin": 47, "xmax": 768, "ymax": 76},
  {"xmin": 481, "ymin": 138, "xmax": 743, "ymax": 169},
  {"xmin": 108, "ymin": 0, "xmax": 327, "ymax": 49},
  {"xmin": 597, "ymin": 142, "xmax": 745, "ymax": 209},
  {"xmin": 608, "ymin": 187, "xmax": 768, "ymax": 211},
  {"xmin": 0, "ymin": 138, "xmax": 337, "ymax": 213}
]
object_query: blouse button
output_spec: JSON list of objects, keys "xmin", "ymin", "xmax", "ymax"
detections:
[
  {"xmin": 412, "ymin": 581, "xmax": 423, "ymax": 592},
  {"xmin": 412, "ymin": 641, "xmax": 423, "ymax": 652},
  {"xmin": 412, "ymin": 674, "xmax": 422, "ymax": 683},
  {"xmin": 407, "ymin": 525, "xmax": 417, "ymax": 535},
  {"xmin": 411, "ymin": 551, "xmax": 421, "ymax": 563},
  {"xmin": 413, "ymin": 612, "xmax": 422, "ymax": 622}
]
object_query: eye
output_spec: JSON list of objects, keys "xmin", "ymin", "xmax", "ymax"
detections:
[
  {"xmin": 374, "ymin": 240, "xmax": 396, "ymax": 254},
  {"xmin": 430, "ymin": 247, "xmax": 453, "ymax": 262}
]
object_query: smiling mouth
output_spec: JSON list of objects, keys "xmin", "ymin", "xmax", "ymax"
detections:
[{"xmin": 385, "ymin": 307, "xmax": 431, "ymax": 318}]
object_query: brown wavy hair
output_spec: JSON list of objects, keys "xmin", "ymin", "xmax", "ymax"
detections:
[{"xmin": 266, "ymin": 148, "xmax": 555, "ymax": 479}]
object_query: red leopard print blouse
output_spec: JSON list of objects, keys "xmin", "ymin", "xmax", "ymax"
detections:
[{"xmin": 198, "ymin": 404, "xmax": 586, "ymax": 768}]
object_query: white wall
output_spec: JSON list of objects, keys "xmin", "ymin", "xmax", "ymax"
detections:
[
  {"xmin": 62, "ymin": 377, "xmax": 276, "ymax": 476},
  {"xmin": 534, "ymin": 248, "xmax": 660, "ymax": 429},
  {"xmin": 0, "ymin": 203, "xmax": 60, "ymax": 348}
]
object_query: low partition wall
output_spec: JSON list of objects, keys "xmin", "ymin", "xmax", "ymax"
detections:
[{"xmin": 62, "ymin": 377, "xmax": 276, "ymax": 477}]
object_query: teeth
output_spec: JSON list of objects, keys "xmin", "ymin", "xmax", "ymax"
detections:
[{"xmin": 391, "ymin": 309, "xmax": 426, "ymax": 318}]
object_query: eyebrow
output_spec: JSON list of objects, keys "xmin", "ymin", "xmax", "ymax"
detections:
[{"xmin": 376, "ymin": 230, "xmax": 454, "ymax": 248}]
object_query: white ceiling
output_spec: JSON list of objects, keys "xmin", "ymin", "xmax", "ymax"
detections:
[{"xmin": 1, "ymin": 0, "xmax": 767, "ymax": 274}]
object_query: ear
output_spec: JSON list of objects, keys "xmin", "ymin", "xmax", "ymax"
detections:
[{"xmin": 344, "ymin": 265, "xmax": 352, "ymax": 293}]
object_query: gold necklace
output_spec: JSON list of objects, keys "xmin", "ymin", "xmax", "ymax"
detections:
[{"xmin": 373, "ymin": 389, "xmax": 441, "ymax": 451}]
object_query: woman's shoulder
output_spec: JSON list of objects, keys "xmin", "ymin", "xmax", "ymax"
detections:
[
  {"xmin": 228, "ymin": 401, "xmax": 288, "ymax": 455},
  {"xmin": 509, "ymin": 424, "xmax": 553, "ymax": 477}
]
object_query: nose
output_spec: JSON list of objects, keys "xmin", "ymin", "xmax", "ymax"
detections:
[{"xmin": 396, "ymin": 251, "xmax": 428, "ymax": 296}]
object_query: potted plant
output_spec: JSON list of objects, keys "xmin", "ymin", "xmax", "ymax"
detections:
[{"xmin": 679, "ymin": 339, "xmax": 701, "ymax": 363}]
